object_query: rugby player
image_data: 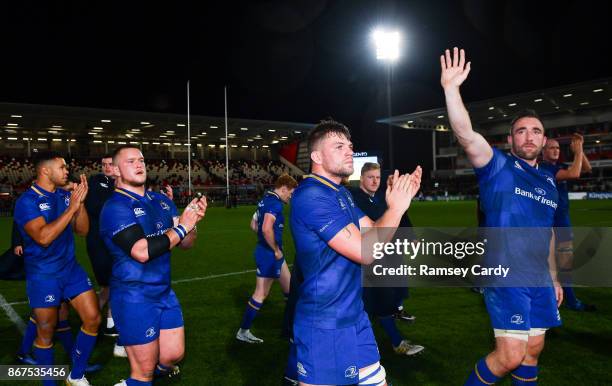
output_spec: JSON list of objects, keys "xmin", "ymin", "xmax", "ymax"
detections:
[
  {"xmin": 236, "ymin": 173, "xmax": 297, "ymax": 343},
  {"xmin": 99, "ymin": 145, "xmax": 206, "ymax": 386},
  {"xmin": 351, "ymin": 162, "xmax": 424, "ymax": 356},
  {"xmin": 440, "ymin": 47, "xmax": 562, "ymax": 385},
  {"xmin": 290, "ymin": 119, "xmax": 421, "ymax": 386},
  {"xmin": 541, "ymin": 134, "xmax": 595, "ymax": 311},
  {"xmin": 84, "ymin": 154, "xmax": 129, "ymax": 358},
  {"xmin": 14, "ymin": 152, "xmax": 101, "ymax": 386}
]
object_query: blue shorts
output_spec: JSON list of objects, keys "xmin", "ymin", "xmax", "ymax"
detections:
[
  {"xmin": 111, "ymin": 289, "xmax": 184, "ymax": 346},
  {"xmin": 484, "ymin": 287, "xmax": 562, "ymax": 331},
  {"xmin": 255, "ymin": 246, "xmax": 284, "ymax": 279},
  {"xmin": 26, "ymin": 263, "xmax": 93, "ymax": 308},
  {"xmin": 294, "ymin": 312, "xmax": 380, "ymax": 385}
]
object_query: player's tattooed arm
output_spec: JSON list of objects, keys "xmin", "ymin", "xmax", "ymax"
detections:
[
  {"xmin": 341, "ymin": 225, "xmax": 353, "ymax": 239},
  {"xmin": 328, "ymin": 223, "xmax": 364, "ymax": 264},
  {"xmin": 548, "ymin": 232, "xmax": 564, "ymax": 307}
]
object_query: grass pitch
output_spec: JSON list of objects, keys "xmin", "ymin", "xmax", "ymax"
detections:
[{"xmin": 0, "ymin": 200, "xmax": 611, "ymax": 385}]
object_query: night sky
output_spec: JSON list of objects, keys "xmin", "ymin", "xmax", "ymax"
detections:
[{"xmin": 2, "ymin": 0, "xmax": 611, "ymax": 169}]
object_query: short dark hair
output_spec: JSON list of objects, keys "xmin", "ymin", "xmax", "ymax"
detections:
[
  {"xmin": 307, "ymin": 118, "xmax": 351, "ymax": 152},
  {"xmin": 510, "ymin": 109, "xmax": 542, "ymax": 134},
  {"xmin": 34, "ymin": 151, "xmax": 64, "ymax": 172},
  {"xmin": 101, "ymin": 154, "xmax": 112, "ymax": 160},
  {"xmin": 361, "ymin": 162, "xmax": 380, "ymax": 176},
  {"xmin": 112, "ymin": 145, "xmax": 141, "ymax": 163}
]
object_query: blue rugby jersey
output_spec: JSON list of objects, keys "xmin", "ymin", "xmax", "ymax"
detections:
[
  {"xmin": 540, "ymin": 161, "xmax": 570, "ymax": 226},
  {"xmin": 255, "ymin": 191, "xmax": 284, "ymax": 251},
  {"xmin": 476, "ymin": 148, "xmax": 559, "ymax": 284},
  {"xmin": 14, "ymin": 184, "xmax": 76, "ymax": 278},
  {"xmin": 290, "ymin": 174, "xmax": 366, "ymax": 329},
  {"xmin": 100, "ymin": 188, "xmax": 178, "ymax": 302}
]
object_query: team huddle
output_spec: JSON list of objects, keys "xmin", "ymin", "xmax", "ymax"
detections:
[{"xmin": 11, "ymin": 48, "xmax": 591, "ymax": 385}]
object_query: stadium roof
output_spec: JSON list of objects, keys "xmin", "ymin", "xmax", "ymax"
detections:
[
  {"xmin": 378, "ymin": 78, "xmax": 612, "ymax": 135},
  {"xmin": 0, "ymin": 102, "xmax": 313, "ymax": 147}
]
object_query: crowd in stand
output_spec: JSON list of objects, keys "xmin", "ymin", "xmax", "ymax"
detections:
[
  {"xmin": 0, "ymin": 156, "xmax": 298, "ymax": 192},
  {"xmin": 0, "ymin": 156, "xmax": 301, "ymax": 213}
]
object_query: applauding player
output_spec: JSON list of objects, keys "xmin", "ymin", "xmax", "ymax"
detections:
[
  {"xmin": 100, "ymin": 146, "xmax": 207, "ymax": 386},
  {"xmin": 14, "ymin": 152, "xmax": 101, "ymax": 386}
]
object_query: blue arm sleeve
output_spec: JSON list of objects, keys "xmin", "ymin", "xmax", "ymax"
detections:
[
  {"xmin": 100, "ymin": 200, "xmax": 139, "ymax": 239},
  {"xmin": 301, "ymin": 193, "xmax": 353, "ymax": 243},
  {"xmin": 14, "ymin": 195, "xmax": 43, "ymax": 227},
  {"xmin": 474, "ymin": 148, "xmax": 508, "ymax": 184}
]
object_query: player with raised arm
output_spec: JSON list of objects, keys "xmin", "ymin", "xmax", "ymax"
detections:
[
  {"xmin": 236, "ymin": 173, "xmax": 298, "ymax": 343},
  {"xmin": 100, "ymin": 145, "xmax": 206, "ymax": 386},
  {"xmin": 441, "ymin": 47, "xmax": 562, "ymax": 385},
  {"xmin": 290, "ymin": 119, "xmax": 421, "ymax": 386},
  {"xmin": 541, "ymin": 134, "xmax": 595, "ymax": 311}
]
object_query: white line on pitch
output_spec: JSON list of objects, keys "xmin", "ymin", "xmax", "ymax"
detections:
[
  {"xmin": 0, "ymin": 293, "xmax": 26, "ymax": 334},
  {"xmin": 4, "ymin": 266, "xmax": 273, "ymax": 306}
]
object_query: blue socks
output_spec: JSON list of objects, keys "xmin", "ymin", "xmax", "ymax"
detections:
[
  {"xmin": 19, "ymin": 317, "xmax": 37, "ymax": 355},
  {"xmin": 563, "ymin": 286, "xmax": 578, "ymax": 307},
  {"xmin": 70, "ymin": 327, "xmax": 97, "ymax": 379},
  {"xmin": 240, "ymin": 297, "xmax": 263, "ymax": 330},
  {"xmin": 511, "ymin": 365, "xmax": 538, "ymax": 385},
  {"xmin": 378, "ymin": 316, "xmax": 403, "ymax": 347},
  {"xmin": 33, "ymin": 343, "xmax": 55, "ymax": 386},
  {"xmin": 465, "ymin": 358, "xmax": 500, "ymax": 385},
  {"xmin": 55, "ymin": 319, "xmax": 74, "ymax": 356},
  {"xmin": 126, "ymin": 378, "xmax": 152, "ymax": 386}
]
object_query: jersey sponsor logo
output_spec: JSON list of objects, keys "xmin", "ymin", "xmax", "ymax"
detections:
[
  {"xmin": 145, "ymin": 327, "xmax": 156, "ymax": 338},
  {"xmin": 39, "ymin": 202, "xmax": 51, "ymax": 211},
  {"xmin": 534, "ymin": 187, "xmax": 546, "ymax": 196},
  {"xmin": 514, "ymin": 161, "xmax": 524, "ymax": 171},
  {"xmin": 156, "ymin": 221, "xmax": 164, "ymax": 230},
  {"xmin": 514, "ymin": 187, "xmax": 558, "ymax": 209},
  {"xmin": 297, "ymin": 362, "xmax": 307, "ymax": 377},
  {"xmin": 44, "ymin": 294, "xmax": 56, "ymax": 303},
  {"xmin": 345, "ymin": 365, "xmax": 358, "ymax": 379},
  {"xmin": 510, "ymin": 314, "xmax": 524, "ymax": 325},
  {"xmin": 134, "ymin": 207, "xmax": 146, "ymax": 217},
  {"xmin": 160, "ymin": 201, "xmax": 170, "ymax": 211}
]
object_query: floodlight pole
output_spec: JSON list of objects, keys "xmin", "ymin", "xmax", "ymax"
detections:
[
  {"xmin": 224, "ymin": 86, "xmax": 230, "ymax": 205},
  {"xmin": 187, "ymin": 81, "xmax": 192, "ymax": 196},
  {"xmin": 386, "ymin": 63, "xmax": 394, "ymax": 170}
]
